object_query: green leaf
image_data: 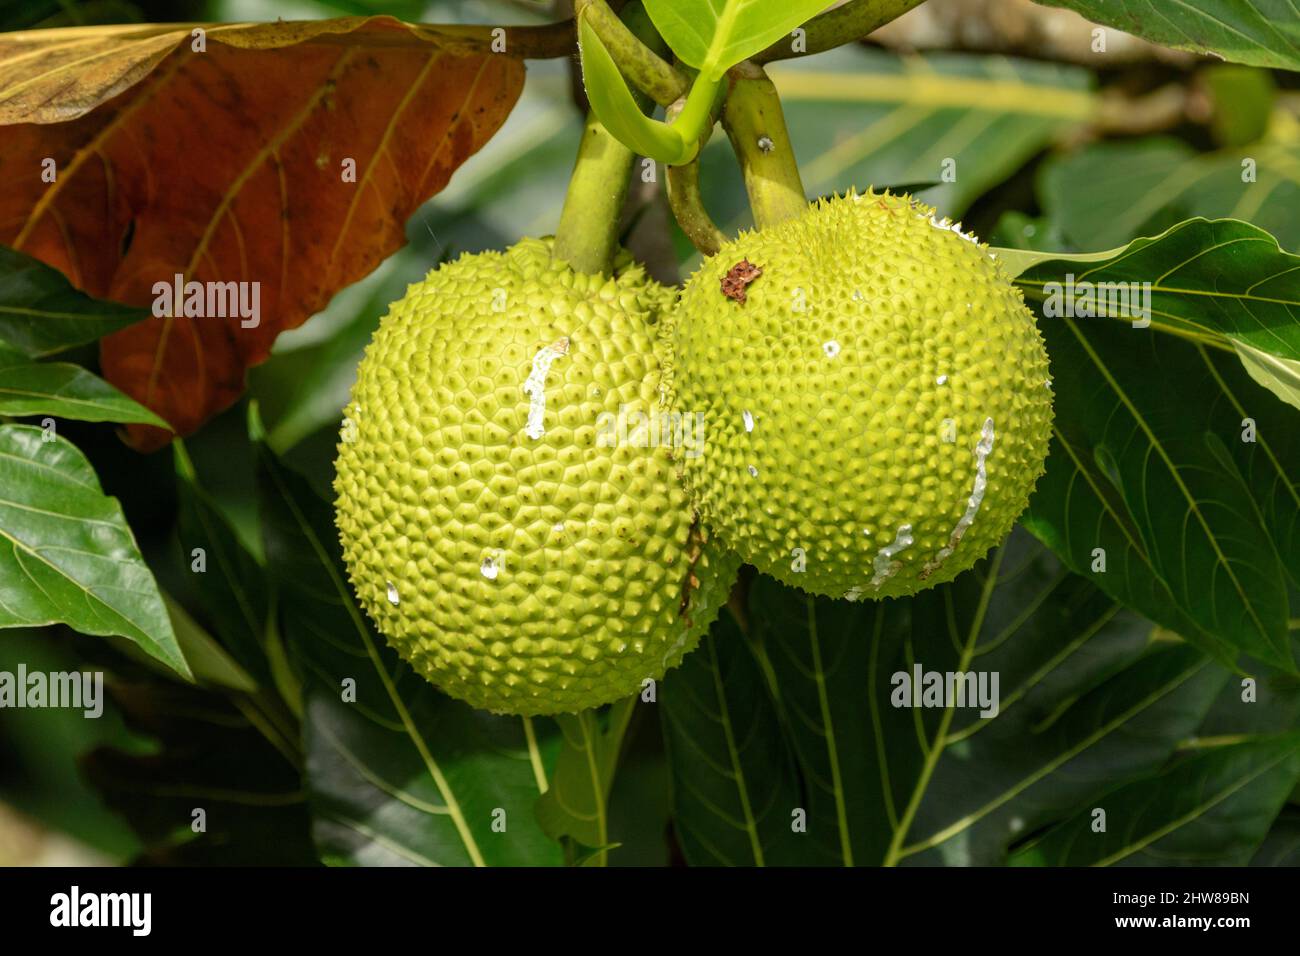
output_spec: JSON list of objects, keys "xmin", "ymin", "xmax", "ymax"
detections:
[
  {"xmin": 1251, "ymin": 808, "xmax": 1300, "ymax": 865},
  {"xmin": 643, "ymin": 0, "xmax": 832, "ymax": 80},
  {"xmin": 82, "ymin": 676, "xmax": 316, "ymax": 865},
  {"xmin": 160, "ymin": 593, "xmax": 258, "ymax": 693},
  {"xmin": 1233, "ymin": 340, "xmax": 1300, "ymax": 414},
  {"xmin": 1039, "ymin": 138, "xmax": 1300, "ymax": 254},
  {"xmin": 667, "ymin": 532, "xmax": 1236, "ymax": 865},
  {"xmin": 579, "ymin": 13, "xmax": 693, "ymax": 164},
  {"xmin": 1201, "ymin": 65, "xmax": 1275, "ymax": 147},
  {"xmin": 1010, "ymin": 735, "xmax": 1300, "ymax": 866},
  {"xmin": 0, "ymin": 245, "xmax": 145, "ymax": 357},
  {"xmin": 1005, "ymin": 220, "xmax": 1300, "ymax": 671},
  {"xmin": 1011, "ymin": 218, "xmax": 1300, "ymax": 414},
  {"xmin": 0, "ymin": 344, "xmax": 166, "ymax": 426},
  {"xmin": 661, "ymin": 611, "xmax": 822, "ymax": 866},
  {"xmin": 1021, "ymin": 319, "xmax": 1298, "ymax": 673},
  {"xmin": 173, "ymin": 443, "xmax": 271, "ymax": 685},
  {"xmin": 771, "ymin": 48, "xmax": 1095, "ymax": 216},
  {"xmin": 1034, "ymin": 0, "xmax": 1300, "ymax": 71},
  {"xmin": 0, "ymin": 423, "xmax": 189, "ymax": 679},
  {"xmin": 535, "ymin": 698, "xmax": 637, "ymax": 865},
  {"xmin": 254, "ymin": 432, "xmax": 562, "ymax": 866}
]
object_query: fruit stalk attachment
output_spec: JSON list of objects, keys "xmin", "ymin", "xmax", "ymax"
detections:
[
  {"xmin": 722, "ymin": 62, "xmax": 807, "ymax": 230},
  {"xmin": 552, "ymin": 112, "xmax": 637, "ymax": 275},
  {"xmin": 665, "ymin": 96, "xmax": 727, "ymax": 255},
  {"xmin": 555, "ymin": 1, "xmax": 666, "ymax": 274}
]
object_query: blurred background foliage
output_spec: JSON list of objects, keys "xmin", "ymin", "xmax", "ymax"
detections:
[{"xmin": 1, "ymin": 0, "xmax": 1298, "ymax": 865}]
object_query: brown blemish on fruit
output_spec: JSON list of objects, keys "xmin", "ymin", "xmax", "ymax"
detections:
[{"xmin": 721, "ymin": 259, "xmax": 762, "ymax": 304}]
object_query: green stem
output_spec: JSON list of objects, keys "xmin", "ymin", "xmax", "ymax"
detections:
[
  {"xmin": 554, "ymin": 1, "xmax": 668, "ymax": 273},
  {"xmin": 669, "ymin": 74, "xmax": 724, "ymax": 163},
  {"xmin": 752, "ymin": 0, "xmax": 925, "ymax": 64},
  {"xmin": 664, "ymin": 97, "xmax": 726, "ymax": 254},
  {"xmin": 722, "ymin": 63, "xmax": 807, "ymax": 230},
  {"xmin": 552, "ymin": 113, "xmax": 635, "ymax": 275},
  {"xmin": 575, "ymin": 0, "xmax": 688, "ymax": 105}
]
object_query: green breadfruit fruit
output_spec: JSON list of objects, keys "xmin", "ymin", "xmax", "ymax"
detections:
[
  {"xmin": 334, "ymin": 237, "xmax": 739, "ymax": 716},
  {"xmin": 667, "ymin": 191, "xmax": 1053, "ymax": 599}
]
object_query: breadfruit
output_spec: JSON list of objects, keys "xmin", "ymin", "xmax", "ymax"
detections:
[
  {"xmin": 334, "ymin": 238, "xmax": 737, "ymax": 715},
  {"xmin": 666, "ymin": 191, "xmax": 1053, "ymax": 599}
]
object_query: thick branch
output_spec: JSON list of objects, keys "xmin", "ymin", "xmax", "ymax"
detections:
[
  {"xmin": 752, "ymin": 0, "xmax": 925, "ymax": 64},
  {"xmin": 722, "ymin": 63, "xmax": 807, "ymax": 230}
]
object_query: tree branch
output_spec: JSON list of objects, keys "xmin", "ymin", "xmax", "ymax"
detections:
[
  {"xmin": 722, "ymin": 63, "xmax": 807, "ymax": 230},
  {"xmin": 752, "ymin": 0, "xmax": 925, "ymax": 64}
]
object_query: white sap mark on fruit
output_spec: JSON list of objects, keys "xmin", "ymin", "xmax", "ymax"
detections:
[
  {"xmin": 936, "ymin": 374, "xmax": 948, "ymax": 385},
  {"xmin": 1044, "ymin": 378, "xmax": 1053, "ymax": 390},
  {"xmin": 748, "ymin": 465, "xmax": 759, "ymax": 478},
  {"xmin": 553, "ymin": 522, "xmax": 565, "ymax": 532},
  {"xmin": 522, "ymin": 337, "xmax": 569, "ymax": 440},
  {"xmin": 743, "ymin": 409, "xmax": 755, "ymax": 433},
  {"xmin": 480, "ymin": 555, "xmax": 501, "ymax": 580},
  {"xmin": 823, "ymin": 339, "xmax": 841, "ymax": 359},
  {"xmin": 923, "ymin": 417, "xmax": 995, "ymax": 578},
  {"xmin": 870, "ymin": 524, "xmax": 914, "ymax": 589},
  {"xmin": 844, "ymin": 586, "xmax": 866, "ymax": 602},
  {"xmin": 386, "ymin": 581, "xmax": 400, "ymax": 606}
]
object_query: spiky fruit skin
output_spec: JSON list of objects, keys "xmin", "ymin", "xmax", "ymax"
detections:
[
  {"xmin": 334, "ymin": 238, "xmax": 738, "ymax": 715},
  {"xmin": 668, "ymin": 192, "xmax": 1053, "ymax": 599}
]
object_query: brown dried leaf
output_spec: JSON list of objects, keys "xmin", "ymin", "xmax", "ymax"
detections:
[{"xmin": 0, "ymin": 17, "xmax": 530, "ymax": 448}]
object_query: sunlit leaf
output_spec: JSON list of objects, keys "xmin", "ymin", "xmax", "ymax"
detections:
[{"xmin": 643, "ymin": 0, "xmax": 831, "ymax": 80}]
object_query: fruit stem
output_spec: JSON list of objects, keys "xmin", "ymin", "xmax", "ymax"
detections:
[
  {"xmin": 664, "ymin": 96, "xmax": 727, "ymax": 255},
  {"xmin": 552, "ymin": 113, "xmax": 636, "ymax": 275},
  {"xmin": 722, "ymin": 63, "xmax": 807, "ymax": 230},
  {"xmin": 574, "ymin": 0, "xmax": 688, "ymax": 105},
  {"xmin": 752, "ymin": 0, "xmax": 925, "ymax": 64},
  {"xmin": 553, "ymin": 1, "xmax": 663, "ymax": 274}
]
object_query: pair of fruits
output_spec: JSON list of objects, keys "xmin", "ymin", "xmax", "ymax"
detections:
[{"xmin": 333, "ymin": 192, "xmax": 1053, "ymax": 715}]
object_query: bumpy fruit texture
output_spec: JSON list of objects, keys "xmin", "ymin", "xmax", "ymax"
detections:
[
  {"xmin": 668, "ymin": 192, "xmax": 1053, "ymax": 599},
  {"xmin": 334, "ymin": 238, "xmax": 737, "ymax": 715}
]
